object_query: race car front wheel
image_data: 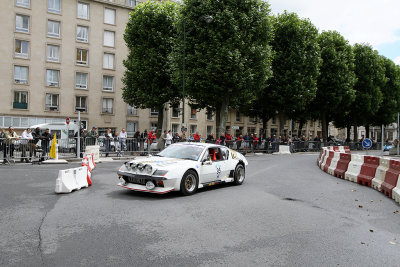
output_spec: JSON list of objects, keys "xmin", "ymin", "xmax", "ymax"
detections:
[
  {"xmin": 234, "ymin": 164, "xmax": 245, "ymax": 185},
  {"xmin": 180, "ymin": 170, "xmax": 198, "ymax": 196}
]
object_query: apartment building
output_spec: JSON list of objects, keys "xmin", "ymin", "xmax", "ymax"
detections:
[{"xmin": 0, "ymin": 0, "xmax": 322, "ymax": 138}]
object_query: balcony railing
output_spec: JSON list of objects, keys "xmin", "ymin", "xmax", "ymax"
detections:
[
  {"xmin": 102, "ymin": 107, "xmax": 113, "ymax": 114},
  {"xmin": 13, "ymin": 102, "xmax": 28, "ymax": 109}
]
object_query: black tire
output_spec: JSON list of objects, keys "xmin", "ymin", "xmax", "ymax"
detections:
[
  {"xmin": 233, "ymin": 164, "xmax": 245, "ymax": 185},
  {"xmin": 180, "ymin": 170, "xmax": 198, "ymax": 196}
]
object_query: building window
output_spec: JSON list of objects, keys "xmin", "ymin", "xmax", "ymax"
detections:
[
  {"xmin": 16, "ymin": 0, "xmax": 30, "ymax": 8},
  {"xmin": 13, "ymin": 91, "xmax": 28, "ymax": 109},
  {"xmin": 102, "ymin": 98, "xmax": 113, "ymax": 114},
  {"xmin": 172, "ymin": 124, "xmax": 179, "ymax": 134},
  {"xmin": 207, "ymin": 126, "xmax": 213, "ymax": 136},
  {"xmin": 126, "ymin": 121, "xmax": 137, "ymax": 137},
  {"xmin": 206, "ymin": 109, "xmax": 213, "ymax": 120},
  {"xmin": 77, "ymin": 25, "xmax": 88, "ymax": 42},
  {"xmin": 236, "ymin": 111, "xmax": 241, "ymax": 122},
  {"xmin": 190, "ymin": 108, "xmax": 197, "ymax": 119},
  {"xmin": 150, "ymin": 122, "xmax": 157, "ymax": 131},
  {"xmin": 150, "ymin": 108, "xmax": 158, "ymax": 116},
  {"xmin": 46, "ymin": 45, "xmax": 60, "ymax": 62},
  {"xmin": 15, "ymin": 39, "xmax": 29, "ymax": 58},
  {"xmin": 76, "ymin": 48, "xmax": 88, "ymax": 65},
  {"xmin": 46, "ymin": 69, "xmax": 59, "ymax": 87},
  {"xmin": 127, "ymin": 0, "xmax": 136, "ymax": 8},
  {"xmin": 103, "ymin": 75, "xmax": 114, "ymax": 91},
  {"xmin": 172, "ymin": 106, "xmax": 180, "ymax": 118},
  {"xmin": 104, "ymin": 8, "xmax": 115, "ymax": 24},
  {"xmin": 14, "ymin": 65, "xmax": 28, "ymax": 84},
  {"xmin": 45, "ymin": 93, "xmax": 59, "ymax": 111},
  {"xmin": 190, "ymin": 125, "xmax": 197, "ymax": 134},
  {"xmin": 16, "ymin": 14, "xmax": 29, "ymax": 33},
  {"xmin": 272, "ymin": 117, "xmax": 276, "ymax": 124},
  {"xmin": 76, "ymin": 72, "xmax": 88, "ymax": 89},
  {"xmin": 48, "ymin": 0, "xmax": 61, "ymax": 13},
  {"xmin": 47, "ymin": 20, "xmax": 60, "ymax": 38},
  {"xmin": 127, "ymin": 105, "xmax": 137, "ymax": 115},
  {"xmin": 249, "ymin": 116, "xmax": 255, "ymax": 123},
  {"xmin": 75, "ymin": 96, "xmax": 87, "ymax": 112},
  {"xmin": 77, "ymin": 2, "xmax": 89, "ymax": 20},
  {"xmin": 103, "ymin": 53, "xmax": 114, "ymax": 69},
  {"xmin": 104, "ymin": 31, "xmax": 115, "ymax": 47}
]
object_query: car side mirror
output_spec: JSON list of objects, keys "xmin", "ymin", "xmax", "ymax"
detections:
[{"xmin": 202, "ymin": 159, "xmax": 212, "ymax": 165}]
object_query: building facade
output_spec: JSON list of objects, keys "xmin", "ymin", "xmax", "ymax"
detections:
[{"xmin": 1, "ymin": 0, "xmax": 322, "ymax": 138}]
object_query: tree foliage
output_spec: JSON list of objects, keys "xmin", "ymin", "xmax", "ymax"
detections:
[
  {"xmin": 173, "ymin": 0, "xmax": 274, "ymax": 137},
  {"xmin": 310, "ymin": 31, "xmax": 356, "ymax": 141},
  {"xmin": 267, "ymin": 12, "xmax": 321, "ymax": 127},
  {"xmin": 123, "ymin": 1, "xmax": 179, "ymax": 136},
  {"xmin": 349, "ymin": 44, "xmax": 385, "ymax": 128}
]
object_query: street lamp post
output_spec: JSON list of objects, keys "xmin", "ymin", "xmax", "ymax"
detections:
[{"xmin": 181, "ymin": 16, "xmax": 213, "ymax": 130}]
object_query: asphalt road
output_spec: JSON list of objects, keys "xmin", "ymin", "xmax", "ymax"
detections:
[{"xmin": 0, "ymin": 154, "xmax": 399, "ymax": 266}]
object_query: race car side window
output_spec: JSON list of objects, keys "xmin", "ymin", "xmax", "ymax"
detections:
[
  {"xmin": 201, "ymin": 150, "xmax": 211, "ymax": 162},
  {"xmin": 221, "ymin": 148, "xmax": 229, "ymax": 160}
]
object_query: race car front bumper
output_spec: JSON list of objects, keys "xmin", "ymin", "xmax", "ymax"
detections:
[{"xmin": 117, "ymin": 182, "xmax": 175, "ymax": 194}]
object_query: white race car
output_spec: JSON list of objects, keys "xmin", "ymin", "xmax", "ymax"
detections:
[{"xmin": 117, "ymin": 142, "xmax": 248, "ymax": 195}]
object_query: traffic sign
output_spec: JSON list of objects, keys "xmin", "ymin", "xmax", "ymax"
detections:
[
  {"xmin": 362, "ymin": 138, "xmax": 372, "ymax": 149},
  {"xmin": 66, "ymin": 117, "xmax": 70, "ymax": 125},
  {"xmin": 231, "ymin": 126, "xmax": 239, "ymax": 130}
]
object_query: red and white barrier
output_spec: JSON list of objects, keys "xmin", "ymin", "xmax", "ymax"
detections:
[
  {"xmin": 323, "ymin": 151, "xmax": 335, "ymax": 172},
  {"xmin": 327, "ymin": 152, "xmax": 341, "ymax": 175},
  {"xmin": 334, "ymin": 153, "xmax": 351, "ymax": 179},
  {"xmin": 381, "ymin": 160, "xmax": 400, "ymax": 198},
  {"xmin": 357, "ymin": 156, "xmax": 379, "ymax": 187},
  {"xmin": 344, "ymin": 154, "xmax": 364, "ymax": 183},
  {"xmin": 372, "ymin": 157, "xmax": 390, "ymax": 191}
]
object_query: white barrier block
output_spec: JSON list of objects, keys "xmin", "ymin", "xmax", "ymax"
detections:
[
  {"xmin": 327, "ymin": 152, "xmax": 341, "ymax": 175},
  {"xmin": 76, "ymin": 166, "xmax": 89, "ymax": 189},
  {"xmin": 319, "ymin": 149, "xmax": 329, "ymax": 168},
  {"xmin": 372, "ymin": 157, "xmax": 390, "ymax": 191},
  {"xmin": 344, "ymin": 154, "xmax": 364, "ymax": 183},
  {"xmin": 85, "ymin": 145, "xmax": 100, "ymax": 163},
  {"xmin": 272, "ymin": 145, "xmax": 291, "ymax": 155},
  {"xmin": 55, "ymin": 168, "xmax": 79, "ymax": 193}
]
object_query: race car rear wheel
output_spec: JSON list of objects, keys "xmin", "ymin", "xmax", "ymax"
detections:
[
  {"xmin": 234, "ymin": 164, "xmax": 245, "ymax": 185},
  {"xmin": 180, "ymin": 170, "xmax": 198, "ymax": 196}
]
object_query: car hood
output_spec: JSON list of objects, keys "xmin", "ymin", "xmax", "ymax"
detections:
[{"xmin": 127, "ymin": 156, "xmax": 195, "ymax": 170}]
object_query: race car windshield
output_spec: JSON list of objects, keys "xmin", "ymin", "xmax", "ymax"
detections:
[{"xmin": 157, "ymin": 145, "xmax": 204, "ymax": 161}]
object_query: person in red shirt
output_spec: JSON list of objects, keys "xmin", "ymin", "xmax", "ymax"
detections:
[
  {"xmin": 253, "ymin": 133, "xmax": 259, "ymax": 149},
  {"xmin": 236, "ymin": 134, "xmax": 243, "ymax": 151},
  {"xmin": 194, "ymin": 132, "xmax": 201, "ymax": 142},
  {"xmin": 147, "ymin": 130, "xmax": 156, "ymax": 145},
  {"xmin": 225, "ymin": 132, "xmax": 232, "ymax": 148}
]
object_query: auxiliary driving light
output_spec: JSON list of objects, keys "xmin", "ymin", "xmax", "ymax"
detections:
[
  {"xmin": 146, "ymin": 181, "xmax": 155, "ymax": 190},
  {"xmin": 144, "ymin": 164, "xmax": 152, "ymax": 174}
]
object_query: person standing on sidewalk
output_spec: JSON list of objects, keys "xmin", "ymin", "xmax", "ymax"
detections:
[
  {"xmin": 21, "ymin": 128, "xmax": 33, "ymax": 163},
  {"xmin": 166, "ymin": 130, "xmax": 172, "ymax": 147},
  {"xmin": 5, "ymin": 126, "xmax": 19, "ymax": 161},
  {"xmin": 104, "ymin": 128, "xmax": 113, "ymax": 157},
  {"xmin": 41, "ymin": 128, "xmax": 52, "ymax": 161},
  {"xmin": 85, "ymin": 126, "xmax": 98, "ymax": 146},
  {"xmin": 119, "ymin": 128, "xmax": 128, "ymax": 152}
]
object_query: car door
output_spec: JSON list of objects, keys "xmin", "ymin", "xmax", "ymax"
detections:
[{"xmin": 199, "ymin": 147, "xmax": 227, "ymax": 183}]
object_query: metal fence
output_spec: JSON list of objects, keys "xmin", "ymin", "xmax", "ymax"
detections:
[{"xmin": 0, "ymin": 137, "xmax": 390, "ymax": 164}]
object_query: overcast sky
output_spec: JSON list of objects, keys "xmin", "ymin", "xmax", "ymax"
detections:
[{"xmin": 267, "ymin": 0, "xmax": 400, "ymax": 64}]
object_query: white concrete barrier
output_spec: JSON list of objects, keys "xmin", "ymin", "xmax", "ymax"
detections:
[
  {"xmin": 318, "ymin": 149, "xmax": 328, "ymax": 167},
  {"xmin": 372, "ymin": 157, "xmax": 390, "ymax": 191},
  {"xmin": 272, "ymin": 145, "xmax": 291, "ymax": 155},
  {"xmin": 327, "ymin": 152, "xmax": 341, "ymax": 175},
  {"xmin": 392, "ymin": 178, "xmax": 400, "ymax": 203},
  {"xmin": 344, "ymin": 154, "xmax": 364, "ymax": 183},
  {"xmin": 320, "ymin": 150, "xmax": 330, "ymax": 170},
  {"xmin": 55, "ymin": 166, "xmax": 88, "ymax": 193},
  {"xmin": 85, "ymin": 145, "xmax": 100, "ymax": 163}
]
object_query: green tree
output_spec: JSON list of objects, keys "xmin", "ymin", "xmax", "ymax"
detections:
[
  {"xmin": 310, "ymin": 31, "xmax": 356, "ymax": 141},
  {"xmin": 350, "ymin": 43, "xmax": 385, "ymax": 139},
  {"xmin": 123, "ymin": 1, "xmax": 179, "ymax": 137},
  {"xmin": 173, "ymin": 0, "xmax": 273, "ymax": 138},
  {"xmin": 268, "ymin": 12, "xmax": 321, "ymax": 135},
  {"xmin": 372, "ymin": 56, "xmax": 400, "ymax": 126}
]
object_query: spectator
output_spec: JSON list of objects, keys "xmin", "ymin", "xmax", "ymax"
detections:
[
  {"xmin": 21, "ymin": 128, "xmax": 33, "ymax": 163},
  {"xmin": 104, "ymin": 128, "xmax": 113, "ymax": 157},
  {"xmin": 119, "ymin": 128, "xmax": 127, "ymax": 152},
  {"xmin": 85, "ymin": 126, "xmax": 98, "ymax": 146},
  {"xmin": 173, "ymin": 132, "xmax": 181, "ymax": 143},
  {"xmin": 188, "ymin": 133, "xmax": 195, "ymax": 142},
  {"xmin": 206, "ymin": 133, "xmax": 214, "ymax": 143},
  {"xmin": 140, "ymin": 130, "xmax": 148, "ymax": 152},
  {"xmin": 254, "ymin": 133, "xmax": 259, "ymax": 149},
  {"xmin": 237, "ymin": 134, "xmax": 243, "ymax": 150},
  {"xmin": 225, "ymin": 132, "xmax": 232, "ymax": 148},
  {"xmin": 157, "ymin": 130, "xmax": 167, "ymax": 150},
  {"xmin": 194, "ymin": 132, "xmax": 201, "ymax": 142},
  {"xmin": 41, "ymin": 128, "xmax": 52, "ymax": 161},
  {"xmin": 133, "ymin": 131, "xmax": 140, "ymax": 153},
  {"xmin": 0, "ymin": 128, "xmax": 5, "ymax": 163},
  {"xmin": 166, "ymin": 130, "xmax": 172, "ymax": 146},
  {"xmin": 181, "ymin": 131, "xmax": 187, "ymax": 142},
  {"xmin": 5, "ymin": 127, "xmax": 19, "ymax": 162}
]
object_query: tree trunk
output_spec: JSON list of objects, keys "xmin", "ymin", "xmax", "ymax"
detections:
[
  {"xmin": 262, "ymin": 117, "xmax": 267, "ymax": 139},
  {"xmin": 353, "ymin": 125, "xmax": 358, "ymax": 142},
  {"xmin": 278, "ymin": 113, "xmax": 286, "ymax": 136},
  {"xmin": 321, "ymin": 113, "xmax": 328, "ymax": 142},
  {"xmin": 346, "ymin": 124, "xmax": 351, "ymax": 142},
  {"xmin": 156, "ymin": 106, "xmax": 164, "ymax": 138},
  {"xmin": 365, "ymin": 125, "xmax": 370, "ymax": 138},
  {"xmin": 215, "ymin": 100, "xmax": 229, "ymax": 139},
  {"xmin": 298, "ymin": 121, "xmax": 304, "ymax": 137}
]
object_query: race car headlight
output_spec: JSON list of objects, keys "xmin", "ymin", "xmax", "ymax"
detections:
[
  {"xmin": 154, "ymin": 170, "xmax": 168, "ymax": 176},
  {"xmin": 130, "ymin": 162, "xmax": 137, "ymax": 170},
  {"xmin": 144, "ymin": 164, "xmax": 152, "ymax": 174},
  {"xmin": 137, "ymin": 163, "xmax": 145, "ymax": 171}
]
